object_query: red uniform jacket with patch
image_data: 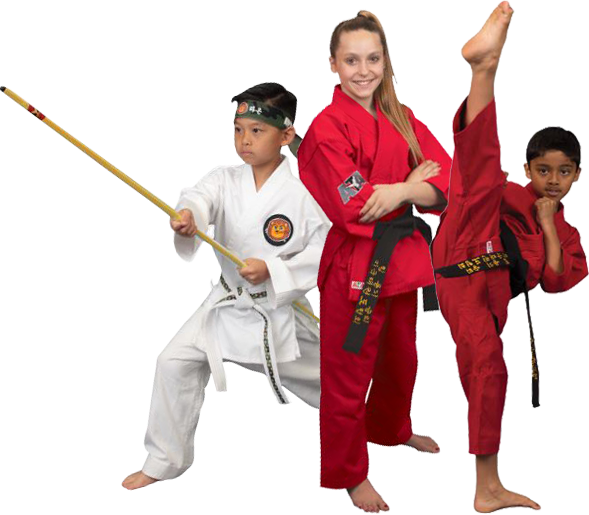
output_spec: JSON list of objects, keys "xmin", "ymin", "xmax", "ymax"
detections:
[
  {"xmin": 298, "ymin": 86, "xmax": 451, "ymax": 301},
  {"xmin": 501, "ymin": 182, "xmax": 587, "ymax": 292}
]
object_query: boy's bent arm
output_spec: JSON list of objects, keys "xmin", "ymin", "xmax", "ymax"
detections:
[{"xmin": 541, "ymin": 225, "xmax": 588, "ymax": 293}]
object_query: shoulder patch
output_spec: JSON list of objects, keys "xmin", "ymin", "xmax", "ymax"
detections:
[
  {"xmin": 263, "ymin": 214, "xmax": 293, "ymax": 246},
  {"xmin": 338, "ymin": 171, "xmax": 366, "ymax": 204}
]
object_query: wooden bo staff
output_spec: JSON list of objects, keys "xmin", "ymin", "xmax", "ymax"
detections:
[{"xmin": 1, "ymin": 86, "xmax": 319, "ymax": 324}]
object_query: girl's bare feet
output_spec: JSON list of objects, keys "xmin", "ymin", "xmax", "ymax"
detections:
[
  {"xmin": 122, "ymin": 470, "xmax": 159, "ymax": 490},
  {"xmin": 475, "ymin": 482, "xmax": 541, "ymax": 513},
  {"xmin": 462, "ymin": 1, "xmax": 514, "ymax": 73},
  {"xmin": 403, "ymin": 434, "xmax": 440, "ymax": 453},
  {"xmin": 347, "ymin": 478, "xmax": 389, "ymax": 513}
]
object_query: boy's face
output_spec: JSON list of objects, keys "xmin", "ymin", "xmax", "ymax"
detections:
[
  {"xmin": 234, "ymin": 117, "xmax": 294, "ymax": 168},
  {"xmin": 525, "ymin": 150, "xmax": 581, "ymax": 203},
  {"xmin": 330, "ymin": 29, "xmax": 385, "ymax": 108}
]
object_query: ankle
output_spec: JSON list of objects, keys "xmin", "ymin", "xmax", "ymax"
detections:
[
  {"xmin": 477, "ymin": 479, "xmax": 503, "ymax": 495},
  {"xmin": 471, "ymin": 63, "xmax": 499, "ymax": 78}
]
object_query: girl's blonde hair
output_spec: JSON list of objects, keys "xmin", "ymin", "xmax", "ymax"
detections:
[{"xmin": 330, "ymin": 11, "xmax": 424, "ymax": 165}]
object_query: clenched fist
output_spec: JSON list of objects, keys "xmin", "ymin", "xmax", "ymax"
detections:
[
  {"xmin": 535, "ymin": 197, "xmax": 558, "ymax": 228},
  {"xmin": 170, "ymin": 209, "xmax": 198, "ymax": 237},
  {"xmin": 239, "ymin": 258, "xmax": 270, "ymax": 285}
]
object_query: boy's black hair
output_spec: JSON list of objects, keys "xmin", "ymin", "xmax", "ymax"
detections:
[
  {"xmin": 232, "ymin": 83, "xmax": 297, "ymax": 123},
  {"xmin": 526, "ymin": 127, "xmax": 581, "ymax": 167}
]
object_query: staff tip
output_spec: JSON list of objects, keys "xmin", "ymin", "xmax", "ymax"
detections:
[{"xmin": 0, "ymin": 86, "xmax": 5, "ymax": 92}]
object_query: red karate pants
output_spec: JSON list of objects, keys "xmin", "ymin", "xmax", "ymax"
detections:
[
  {"xmin": 433, "ymin": 99, "xmax": 512, "ymax": 455},
  {"xmin": 320, "ymin": 245, "xmax": 418, "ymax": 489}
]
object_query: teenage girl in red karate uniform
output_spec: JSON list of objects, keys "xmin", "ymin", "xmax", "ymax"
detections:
[{"xmin": 298, "ymin": 11, "xmax": 451, "ymax": 512}]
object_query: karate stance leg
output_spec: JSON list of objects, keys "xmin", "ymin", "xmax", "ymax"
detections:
[
  {"xmin": 275, "ymin": 313, "xmax": 320, "ymax": 408},
  {"xmin": 123, "ymin": 334, "xmax": 211, "ymax": 490},
  {"xmin": 142, "ymin": 337, "xmax": 211, "ymax": 480}
]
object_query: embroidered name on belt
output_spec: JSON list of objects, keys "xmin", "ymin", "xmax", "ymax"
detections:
[
  {"xmin": 343, "ymin": 207, "xmax": 439, "ymax": 355},
  {"xmin": 338, "ymin": 171, "xmax": 366, "ymax": 204},
  {"xmin": 434, "ymin": 252, "xmax": 511, "ymax": 278},
  {"xmin": 263, "ymin": 214, "xmax": 293, "ymax": 246}
]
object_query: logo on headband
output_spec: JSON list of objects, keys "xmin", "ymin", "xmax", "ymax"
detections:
[
  {"xmin": 237, "ymin": 102, "xmax": 249, "ymax": 115},
  {"xmin": 263, "ymin": 214, "xmax": 293, "ymax": 246}
]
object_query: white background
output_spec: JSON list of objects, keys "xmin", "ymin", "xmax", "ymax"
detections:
[{"xmin": 0, "ymin": 0, "xmax": 589, "ymax": 515}]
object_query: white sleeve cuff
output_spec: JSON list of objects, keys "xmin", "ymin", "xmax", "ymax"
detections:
[
  {"xmin": 265, "ymin": 257, "xmax": 295, "ymax": 309},
  {"xmin": 173, "ymin": 199, "xmax": 210, "ymax": 261}
]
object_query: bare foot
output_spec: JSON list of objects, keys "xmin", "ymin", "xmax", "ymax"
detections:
[
  {"xmin": 403, "ymin": 434, "xmax": 440, "ymax": 453},
  {"xmin": 475, "ymin": 483, "xmax": 541, "ymax": 513},
  {"xmin": 462, "ymin": 1, "xmax": 514, "ymax": 72},
  {"xmin": 122, "ymin": 470, "xmax": 159, "ymax": 490},
  {"xmin": 348, "ymin": 478, "xmax": 389, "ymax": 513}
]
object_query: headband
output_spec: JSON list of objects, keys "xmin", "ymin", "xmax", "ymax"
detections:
[{"xmin": 235, "ymin": 100, "xmax": 293, "ymax": 130}]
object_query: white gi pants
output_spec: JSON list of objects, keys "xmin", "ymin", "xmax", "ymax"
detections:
[{"xmin": 142, "ymin": 314, "xmax": 320, "ymax": 480}]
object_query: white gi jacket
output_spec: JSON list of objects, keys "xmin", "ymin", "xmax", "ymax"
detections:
[{"xmin": 172, "ymin": 156, "xmax": 330, "ymax": 403}]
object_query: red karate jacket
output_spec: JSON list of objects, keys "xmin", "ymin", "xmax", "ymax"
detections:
[
  {"xmin": 501, "ymin": 182, "xmax": 588, "ymax": 292},
  {"xmin": 298, "ymin": 86, "xmax": 451, "ymax": 301}
]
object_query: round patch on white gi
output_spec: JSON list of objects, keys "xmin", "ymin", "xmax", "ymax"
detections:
[{"xmin": 263, "ymin": 214, "xmax": 293, "ymax": 246}]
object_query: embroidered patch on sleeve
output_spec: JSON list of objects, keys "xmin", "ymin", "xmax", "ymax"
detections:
[{"xmin": 338, "ymin": 171, "xmax": 366, "ymax": 204}]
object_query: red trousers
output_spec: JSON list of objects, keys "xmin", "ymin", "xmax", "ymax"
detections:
[
  {"xmin": 433, "ymin": 99, "xmax": 512, "ymax": 455},
  {"xmin": 320, "ymin": 245, "xmax": 418, "ymax": 488}
]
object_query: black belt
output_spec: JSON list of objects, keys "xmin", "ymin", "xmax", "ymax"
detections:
[
  {"xmin": 434, "ymin": 222, "xmax": 540, "ymax": 408},
  {"xmin": 343, "ymin": 207, "xmax": 439, "ymax": 355}
]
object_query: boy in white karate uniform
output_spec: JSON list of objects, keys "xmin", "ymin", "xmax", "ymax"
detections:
[{"xmin": 123, "ymin": 83, "xmax": 329, "ymax": 489}]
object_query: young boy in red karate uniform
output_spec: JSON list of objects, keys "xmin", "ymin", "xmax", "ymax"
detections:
[{"xmin": 432, "ymin": 3, "xmax": 587, "ymax": 512}]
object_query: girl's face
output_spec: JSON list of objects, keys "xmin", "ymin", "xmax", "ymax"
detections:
[{"xmin": 330, "ymin": 29, "xmax": 385, "ymax": 109}]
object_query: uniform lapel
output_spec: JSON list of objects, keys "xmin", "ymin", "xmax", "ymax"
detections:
[{"xmin": 371, "ymin": 103, "xmax": 392, "ymax": 183}]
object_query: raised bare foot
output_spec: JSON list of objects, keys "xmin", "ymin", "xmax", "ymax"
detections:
[
  {"xmin": 403, "ymin": 434, "xmax": 440, "ymax": 453},
  {"xmin": 348, "ymin": 478, "xmax": 389, "ymax": 513},
  {"xmin": 122, "ymin": 470, "xmax": 159, "ymax": 490},
  {"xmin": 462, "ymin": 1, "xmax": 514, "ymax": 72},
  {"xmin": 475, "ymin": 483, "xmax": 541, "ymax": 513}
]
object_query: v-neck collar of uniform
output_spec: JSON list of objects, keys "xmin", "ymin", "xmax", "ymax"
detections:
[
  {"xmin": 332, "ymin": 85, "xmax": 379, "ymax": 135},
  {"xmin": 243, "ymin": 155, "xmax": 291, "ymax": 195}
]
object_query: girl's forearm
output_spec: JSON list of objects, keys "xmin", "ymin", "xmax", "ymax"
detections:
[{"xmin": 403, "ymin": 182, "xmax": 446, "ymax": 209}]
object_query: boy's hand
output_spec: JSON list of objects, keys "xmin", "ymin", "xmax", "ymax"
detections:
[
  {"xmin": 359, "ymin": 183, "xmax": 408, "ymax": 223},
  {"xmin": 171, "ymin": 209, "xmax": 198, "ymax": 237},
  {"xmin": 405, "ymin": 160, "xmax": 441, "ymax": 184},
  {"xmin": 239, "ymin": 258, "xmax": 270, "ymax": 285},
  {"xmin": 535, "ymin": 197, "xmax": 558, "ymax": 228}
]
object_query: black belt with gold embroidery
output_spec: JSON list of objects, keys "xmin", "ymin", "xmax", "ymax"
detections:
[
  {"xmin": 343, "ymin": 207, "xmax": 439, "ymax": 355},
  {"xmin": 434, "ymin": 222, "xmax": 540, "ymax": 408},
  {"xmin": 434, "ymin": 251, "xmax": 511, "ymax": 277}
]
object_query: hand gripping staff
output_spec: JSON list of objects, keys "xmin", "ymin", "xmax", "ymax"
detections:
[{"xmin": 1, "ymin": 86, "xmax": 319, "ymax": 324}]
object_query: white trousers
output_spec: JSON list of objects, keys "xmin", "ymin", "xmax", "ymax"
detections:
[{"xmin": 142, "ymin": 314, "xmax": 320, "ymax": 480}]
